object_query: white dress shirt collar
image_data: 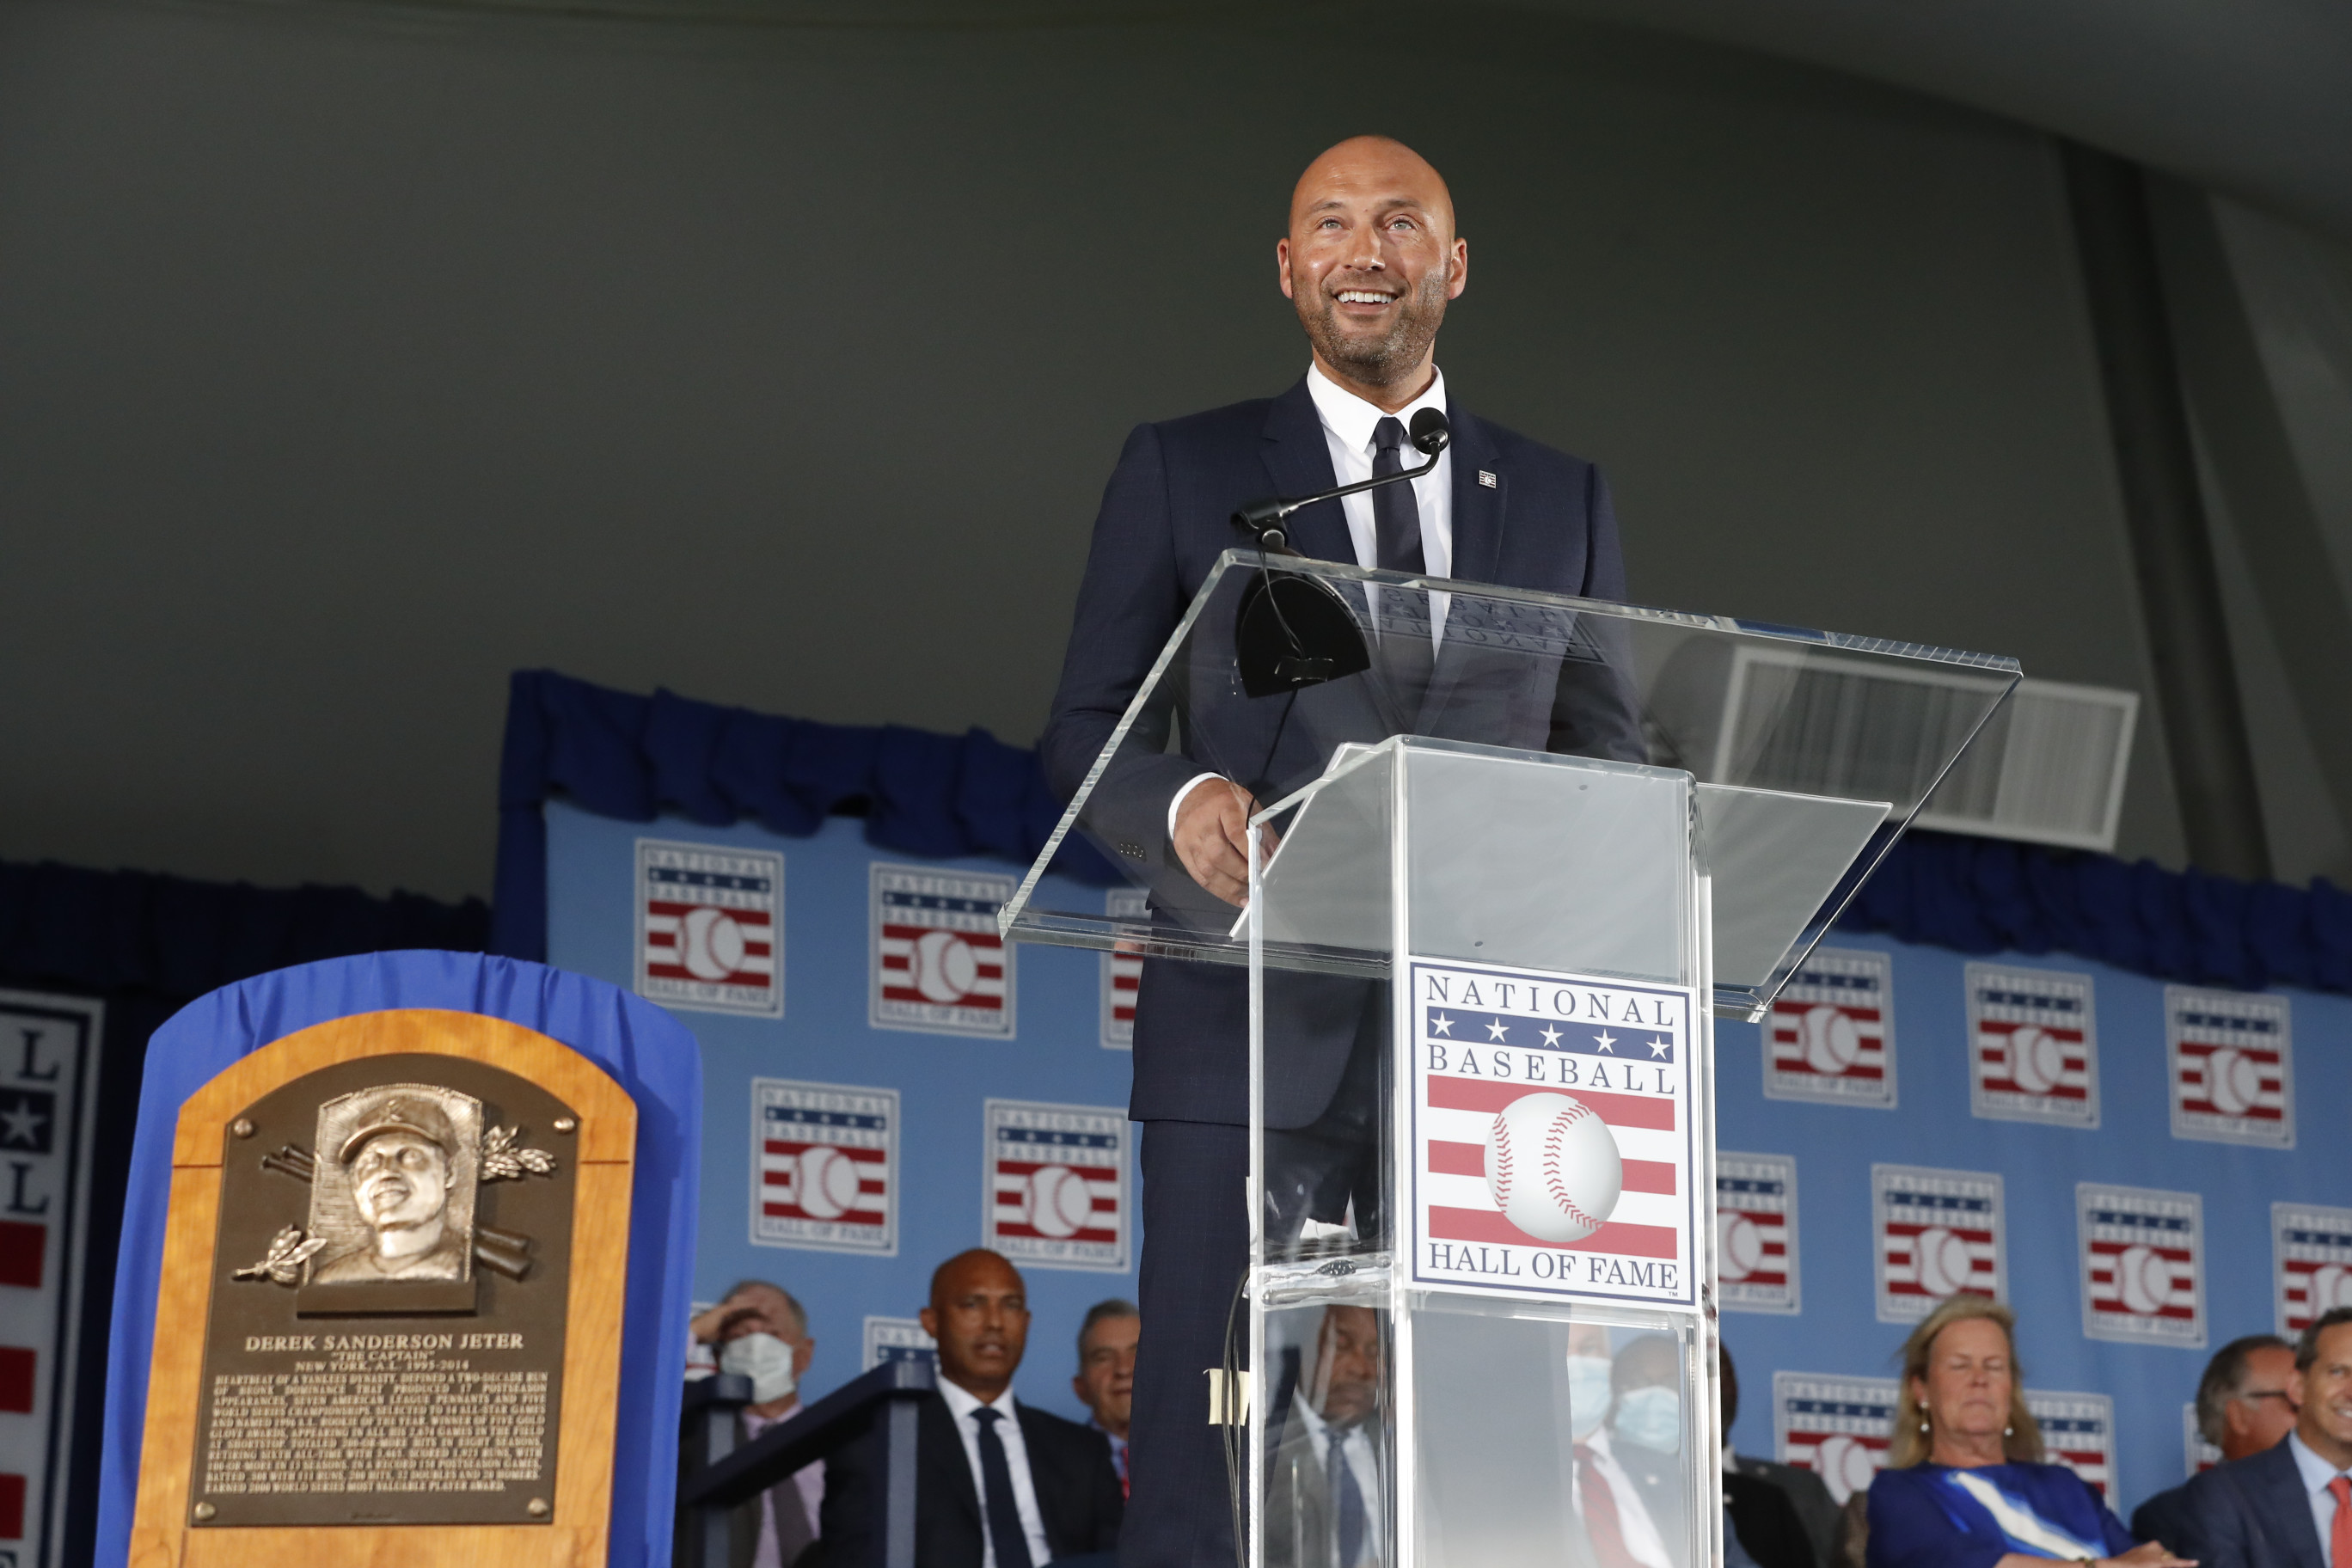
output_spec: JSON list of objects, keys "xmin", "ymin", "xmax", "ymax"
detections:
[{"xmin": 1305, "ymin": 360, "xmax": 1449, "ymax": 462}]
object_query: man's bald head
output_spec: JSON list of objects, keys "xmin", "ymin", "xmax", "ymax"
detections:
[
  {"xmin": 1289, "ymin": 137, "xmax": 1456, "ymax": 242},
  {"xmin": 1278, "ymin": 136, "xmax": 1467, "ymax": 410}
]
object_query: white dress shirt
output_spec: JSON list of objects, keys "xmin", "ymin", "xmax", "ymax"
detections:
[
  {"xmin": 1289, "ymin": 1398, "xmax": 1386, "ymax": 1567},
  {"xmin": 1167, "ymin": 363, "xmax": 1456, "ymax": 837},
  {"xmin": 1571, "ymin": 1430, "xmax": 1674, "ymax": 1568},
  {"xmin": 2288, "ymin": 1429, "xmax": 2352, "ymax": 1558},
  {"xmin": 939, "ymin": 1379, "xmax": 1055, "ymax": 1568}
]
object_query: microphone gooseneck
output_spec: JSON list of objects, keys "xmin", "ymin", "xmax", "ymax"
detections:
[{"xmin": 1229, "ymin": 409, "xmax": 1450, "ymax": 553}]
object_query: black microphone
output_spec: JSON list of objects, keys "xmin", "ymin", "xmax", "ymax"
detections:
[{"xmin": 1231, "ymin": 408, "xmax": 1450, "ymax": 554}]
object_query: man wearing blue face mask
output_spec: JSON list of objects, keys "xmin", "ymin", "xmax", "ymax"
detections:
[
  {"xmin": 685, "ymin": 1279, "xmax": 824, "ymax": 1568},
  {"xmin": 1565, "ymin": 1323, "xmax": 1677, "ymax": 1568}
]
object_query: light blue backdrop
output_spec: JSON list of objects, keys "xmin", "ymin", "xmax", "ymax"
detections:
[{"xmin": 547, "ymin": 797, "xmax": 2352, "ymax": 1512}]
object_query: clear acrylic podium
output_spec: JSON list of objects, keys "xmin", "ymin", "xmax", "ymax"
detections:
[{"xmin": 1001, "ymin": 551, "xmax": 2018, "ymax": 1568}]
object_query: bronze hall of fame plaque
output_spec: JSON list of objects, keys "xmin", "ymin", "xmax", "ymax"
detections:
[{"xmin": 190, "ymin": 1053, "xmax": 578, "ymax": 1528}]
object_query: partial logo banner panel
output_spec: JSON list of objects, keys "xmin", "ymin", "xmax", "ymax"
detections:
[
  {"xmin": 2182, "ymin": 1403, "xmax": 2221, "ymax": 1479},
  {"xmin": 1873, "ymin": 1164, "xmax": 2006, "ymax": 1323},
  {"xmin": 750, "ymin": 1079, "xmax": 897, "ymax": 1255},
  {"xmin": 862, "ymin": 1315, "xmax": 938, "ymax": 1372},
  {"xmin": 2029, "ymin": 1391, "xmax": 2119, "ymax": 1503},
  {"xmin": 984, "ymin": 1100, "xmax": 1130, "ymax": 1271},
  {"xmin": 1100, "ymin": 888, "xmax": 1146, "ymax": 1051},
  {"xmin": 0, "ymin": 990, "xmax": 101, "ymax": 1568},
  {"xmin": 1764, "ymin": 948, "xmax": 1895, "ymax": 1109},
  {"xmin": 1966, "ymin": 965, "xmax": 2098, "ymax": 1129},
  {"xmin": 1406, "ymin": 960, "xmax": 1698, "ymax": 1308},
  {"xmin": 2167, "ymin": 987, "xmax": 2293, "ymax": 1148},
  {"xmin": 2078, "ymin": 1183, "xmax": 2204, "ymax": 1348},
  {"xmin": 872, "ymin": 864, "xmax": 1016, "ymax": 1038},
  {"xmin": 1717, "ymin": 1152, "xmax": 1798, "ymax": 1315},
  {"xmin": 1773, "ymin": 1372, "xmax": 1896, "ymax": 1505},
  {"xmin": 636, "ymin": 839, "xmax": 783, "ymax": 1018},
  {"xmin": 2274, "ymin": 1202, "xmax": 2352, "ymax": 1335}
]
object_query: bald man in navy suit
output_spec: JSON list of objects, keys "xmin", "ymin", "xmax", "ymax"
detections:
[{"xmin": 1039, "ymin": 136, "xmax": 1634, "ymax": 1568}]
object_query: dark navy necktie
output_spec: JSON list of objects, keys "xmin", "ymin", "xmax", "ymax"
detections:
[
  {"xmin": 1371, "ymin": 416, "xmax": 1425, "ymax": 574},
  {"xmin": 1326, "ymin": 1428, "xmax": 1367, "ymax": 1567},
  {"xmin": 971, "ymin": 1407, "xmax": 1036, "ymax": 1568}
]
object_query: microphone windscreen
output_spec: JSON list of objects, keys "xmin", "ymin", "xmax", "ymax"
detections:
[{"xmin": 1409, "ymin": 407, "xmax": 1451, "ymax": 456}]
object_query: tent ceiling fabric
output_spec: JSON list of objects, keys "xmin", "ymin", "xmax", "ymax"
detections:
[{"xmin": 465, "ymin": 0, "xmax": 2352, "ymax": 240}]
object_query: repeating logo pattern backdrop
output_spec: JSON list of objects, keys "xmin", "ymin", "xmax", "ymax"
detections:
[{"xmin": 552, "ymin": 799, "xmax": 2352, "ymax": 1505}]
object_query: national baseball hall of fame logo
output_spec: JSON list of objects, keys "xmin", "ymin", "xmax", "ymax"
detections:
[
  {"xmin": 871, "ymin": 864, "xmax": 1015, "ymax": 1038},
  {"xmin": 1872, "ymin": 1164, "xmax": 2005, "ymax": 1322},
  {"xmin": 1099, "ymin": 888, "xmax": 1146, "ymax": 1051},
  {"xmin": 2274, "ymin": 1202, "xmax": 2352, "ymax": 1335},
  {"xmin": 2167, "ymin": 987, "xmax": 2294, "ymax": 1148},
  {"xmin": 1763, "ymin": 947, "xmax": 1895, "ymax": 1109},
  {"xmin": 983, "ymin": 1100, "xmax": 1129, "ymax": 1271},
  {"xmin": 2030, "ymin": 1392, "xmax": 2121, "ymax": 1501},
  {"xmin": 751, "ymin": 1079, "xmax": 897, "ymax": 1255},
  {"xmin": 1966, "ymin": 965, "xmax": 2098, "ymax": 1128},
  {"xmin": 1717, "ymin": 1152, "xmax": 1798, "ymax": 1314},
  {"xmin": 1406, "ymin": 960, "xmax": 1698, "ymax": 1308},
  {"xmin": 0, "ymin": 991, "xmax": 101, "ymax": 1565},
  {"xmin": 862, "ymin": 1315, "xmax": 938, "ymax": 1372},
  {"xmin": 2078, "ymin": 1183, "xmax": 2205, "ymax": 1348},
  {"xmin": 635, "ymin": 838, "xmax": 783, "ymax": 1018}
]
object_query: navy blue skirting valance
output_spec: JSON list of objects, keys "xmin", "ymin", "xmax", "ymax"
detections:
[{"xmin": 493, "ymin": 669, "xmax": 2352, "ymax": 995}]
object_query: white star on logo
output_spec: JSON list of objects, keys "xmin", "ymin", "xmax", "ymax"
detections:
[
  {"xmin": 0, "ymin": 1102, "xmax": 44, "ymax": 1147},
  {"xmin": 1540, "ymin": 1026, "xmax": 1563, "ymax": 1048},
  {"xmin": 1648, "ymin": 1036, "xmax": 1672, "ymax": 1058},
  {"xmin": 1430, "ymin": 1013, "xmax": 1455, "ymax": 1037},
  {"xmin": 1485, "ymin": 1017, "xmax": 1511, "ymax": 1042},
  {"xmin": 1594, "ymin": 1032, "xmax": 1617, "ymax": 1053}
]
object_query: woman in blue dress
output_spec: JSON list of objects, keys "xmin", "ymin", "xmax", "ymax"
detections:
[{"xmin": 1865, "ymin": 1296, "xmax": 2196, "ymax": 1568}]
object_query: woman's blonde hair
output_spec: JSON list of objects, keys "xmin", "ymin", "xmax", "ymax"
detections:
[{"xmin": 1888, "ymin": 1295, "xmax": 2042, "ymax": 1467}]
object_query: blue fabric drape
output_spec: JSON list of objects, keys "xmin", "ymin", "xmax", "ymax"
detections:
[
  {"xmin": 493, "ymin": 669, "xmax": 1116, "ymax": 959},
  {"xmin": 95, "ymin": 950, "xmax": 701, "ymax": 1568},
  {"xmin": 493, "ymin": 670, "xmax": 2352, "ymax": 995}
]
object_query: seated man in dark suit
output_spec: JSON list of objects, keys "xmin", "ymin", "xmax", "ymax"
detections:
[
  {"xmin": 2130, "ymin": 1332, "xmax": 2295, "ymax": 1552},
  {"xmin": 813, "ymin": 1249, "xmax": 1122, "ymax": 1568},
  {"xmin": 1719, "ymin": 1345, "xmax": 1840, "ymax": 1568},
  {"xmin": 2174, "ymin": 1306, "xmax": 2352, "ymax": 1568}
]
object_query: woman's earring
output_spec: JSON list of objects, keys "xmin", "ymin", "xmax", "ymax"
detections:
[
  {"xmin": 1919, "ymin": 1418, "xmax": 1930, "ymax": 1434},
  {"xmin": 2003, "ymin": 1424, "xmax": 2013, "ymax": 1437}
]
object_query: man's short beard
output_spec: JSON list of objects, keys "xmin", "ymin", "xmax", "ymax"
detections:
[{"xmin": 1299, "ymin": 268, "xmax": 1449, "ymax": 387}]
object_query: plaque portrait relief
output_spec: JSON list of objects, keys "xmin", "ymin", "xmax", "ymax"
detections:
[{"xmin": 309, "ymin": 1085, "xmax": 480, "ymax": 1285}]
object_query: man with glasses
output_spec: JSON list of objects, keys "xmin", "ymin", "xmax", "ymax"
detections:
[{"xmin": 2132, "ymin": 1333, "xmax": 2296, "ymax": 1547}]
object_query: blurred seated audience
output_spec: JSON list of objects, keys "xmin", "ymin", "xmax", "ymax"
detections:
[
  {"xmin": 810, "ymin": 1248, "xmax": 1122, "ymax": 1568},
  {"xmin": 681, "ymin": 1279, "xmax": 824, "ymax": 1568},
  {"xmin": 2129, "ymin": 1332, "xmax": 2294, "ymax": 1548},
  {"xmin": 1720, "ymin": 1343, "xmax": 1841, "ymax": 1568},
  {"xmin": 1070, "ymin": 1300, "xmax": 1137, "ymax": 1499},
  {"xmin": 1865, "ymin": 1295, "xmax": 2187, "ymax": 1568},
  {"xmin": 2167, "ymin": 1306, "xmax": 2352, "ymax": 1568}
]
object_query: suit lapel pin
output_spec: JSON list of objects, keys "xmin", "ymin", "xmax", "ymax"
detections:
[{"xmin": 1478, "ymin": 469, "xmax": 1498, "ymax": 488}]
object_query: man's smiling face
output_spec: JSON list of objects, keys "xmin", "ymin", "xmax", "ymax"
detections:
[{"xmin": 1278, "ymin": 136, "xmax": 1467, "ymax": 395}]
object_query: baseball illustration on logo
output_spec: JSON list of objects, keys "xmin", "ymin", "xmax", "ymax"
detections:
[
  {"xmin": 1485, "ymin": 1092, "xmax": 1623, "ymax": 1244},
  {"xmin": 1872, "ymin": 1165, "xmax": 2005, "ymax": 1323},
  {"xmin": 751, "ymin": 1079, "xmax": 897, "ymax": 1255},
  {"xmin": 1765, "ymin": 948, "xmax": 1895, "ymax": 1109},
  {"xmin": 871, "ymin": 864, "xmax": 1015, "ymax": 1038},
  {"xmin": 636, "ymin": 839, "xmax": 784, "ymax": 1018},
  {"xmin": 1718, "ymin": 1152, "xmax": 1799, "ymax": 1314},
  {"xmin": 2166, "ymin": 987, "xmax": 2293, "ymax": 1148}
]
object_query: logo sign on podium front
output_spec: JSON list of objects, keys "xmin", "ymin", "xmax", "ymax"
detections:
[{"xmin": 1406, "ymin": 960, "xmax": 1697, "ymax": 1308}]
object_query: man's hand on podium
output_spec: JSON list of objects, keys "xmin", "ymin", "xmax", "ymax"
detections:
[{"xmin": 1173, "ymin": 779, "xmax": 1280, "ymax": 907}]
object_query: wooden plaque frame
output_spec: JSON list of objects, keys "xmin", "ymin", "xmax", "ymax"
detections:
[{"xmin": 129, "ymin": 1008, "xmax": 637, "ymax": 1567}]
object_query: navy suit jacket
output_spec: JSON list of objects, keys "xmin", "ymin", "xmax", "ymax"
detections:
[
  {"xmin": 1039, "ymin": 377, "xmax": 1630, "ymax": 1128},
  {"xmin": 2171, "ymin": 1437, "xmax": 2328, "ymax": 1568}
]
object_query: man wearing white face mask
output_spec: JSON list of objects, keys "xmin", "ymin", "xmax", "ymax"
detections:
[
  {"xmin": 686, "ymin": 1279, "xmax": 824, "ymax": 1568},
  {"xmin": 1564, "ymin": 1324, "xmax": 1677, "ymax": 1568}
]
